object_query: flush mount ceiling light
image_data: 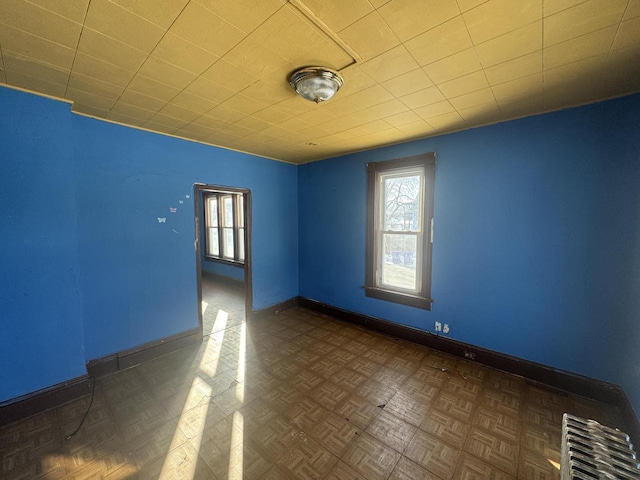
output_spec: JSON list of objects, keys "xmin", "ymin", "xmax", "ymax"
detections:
[{"xmin": 289, "ymin": 67, "xmax": 344, "ymax": 103}]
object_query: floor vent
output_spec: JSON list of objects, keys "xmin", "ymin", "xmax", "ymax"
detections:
[{"xmin": 562, "ymin": 413, "xmax": 640, "ymax": 479}]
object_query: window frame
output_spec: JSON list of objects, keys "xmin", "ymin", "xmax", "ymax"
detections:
[
  {"xmin": 365, "ymin": 152, "xmax": 436, "ymax": 310},
  {"xmin": 204, "ymin": 192, "xmax": 245, "ymax": 265}
]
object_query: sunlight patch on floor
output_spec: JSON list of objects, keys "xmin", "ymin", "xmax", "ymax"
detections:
[
  {"xmin": 235, "ymin": 321, "xmax": 247, "ymax": 403},
  {"xmin": 199, "ymin": 309, "xmax": 228, "ymax": 377},
  {"xmin": 228, "ymin": 411, "xmax": 244, "ymax": 480}
]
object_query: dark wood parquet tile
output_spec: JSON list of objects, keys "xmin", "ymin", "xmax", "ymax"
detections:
[
  {"xmin": 452, "ymin": 452, "xmax": 515, "ymax": 480},
  {"xmin": 405, "ymin": 429, "xmax": 460, "ymax": 480},
  {"xmin": 342, "ymin": 432, "xmax": 401, "ymax": 480},
  {"xmin": 366, "ymin": 410, "xmax": 417, "ymax": 453},
  {"xmin": 389, "ymin": 456, "xmax": 440, "ymax": 480},
  {"xmin": 0, "ymin": 283, "xmax": 623, "ymax": 480}
]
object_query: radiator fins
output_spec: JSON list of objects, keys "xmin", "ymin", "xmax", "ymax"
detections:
[{"xmin": 562, "ymin": 413, "xmax": 640, "ymax": 479}]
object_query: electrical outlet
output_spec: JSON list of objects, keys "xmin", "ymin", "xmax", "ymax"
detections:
[
  {"xmin": 435, "ymin": 321, "xmax": 442, "ymax": 332},
  {"xmin": 443, "ymin": 324, "xmax": 450, "ymax": 334},
  {"xmin": 464, "ymin": 350, "xmax": 475, "ymax": 360}
]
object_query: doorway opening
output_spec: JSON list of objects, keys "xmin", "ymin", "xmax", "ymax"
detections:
[{"xmin": 194, "ymin": 184, "xmax": 252, "ymax": 337}]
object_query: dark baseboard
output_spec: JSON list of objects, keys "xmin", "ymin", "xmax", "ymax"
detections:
[
  {"xmin": 88, "ymin": 327, "xmax": 202, "ymax": 377},
  {"xmin": 0, "ymin": 375, "xmax": 93, "ymax": 428},
  {"xmin": 298, "ymin": 297, "xmax": 640, "ymax": 444},
  {"xmin": 249, "ymin": 296, "xmax": 299, "ymax": 321}
]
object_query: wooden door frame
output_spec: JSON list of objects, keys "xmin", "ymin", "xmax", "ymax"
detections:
[{"xmin": 194, "ymin": 183, "xmax": 252, "ymax": 332}]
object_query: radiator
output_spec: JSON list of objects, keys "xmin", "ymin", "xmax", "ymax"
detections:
[{"xmin": 561, "ymin": 413, "xmax": 640, "ymax": 479}]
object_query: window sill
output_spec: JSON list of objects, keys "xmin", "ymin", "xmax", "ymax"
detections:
[
  {"xmin": 204, "ymin": 256, "xmax": 244, "ymax": 267},
  {"xmin": 364, "ymin": 286, "xmax": 433, "ymax": 310}
]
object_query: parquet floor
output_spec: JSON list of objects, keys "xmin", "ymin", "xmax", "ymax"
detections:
[{"xmin": 1, "ymin": 274, "xmax": 624, "ymax": 479}]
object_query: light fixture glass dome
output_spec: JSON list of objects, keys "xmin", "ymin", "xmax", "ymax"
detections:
[{"xmin": 289, "ymin": 67, "xmax": 344, "ymax": 103}]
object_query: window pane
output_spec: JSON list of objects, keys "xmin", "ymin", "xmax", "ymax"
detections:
[
  {"xmin": 381, "ymin": 233, "xmax": 418, "ymax": 291},
  {"xmin": 207, "ymin": 197, "xmax": 218, "ymax": 227},
  {"xmin": 383, "ymin": 174, "xmax": 421, "ymax": 231},
  {"xmin": 238, "ymin": 227, "xmax": 245, "ymax": 261},
  {"xmin": 238, "ymin": 195, "xmax": 244, "ymax": 227},
  {"xmin": 223, "ymin": 196, "xmax": 233, "ymax": 226},
  {"xmin": 207, "ymin": 228, "xmax": 219, "ymax": 256},
  {"xmin": 223, "ymin": 227, "xmax": 234, "ymax": 258}
]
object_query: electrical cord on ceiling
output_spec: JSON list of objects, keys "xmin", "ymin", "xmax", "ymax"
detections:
[{"xmin": 66, "ymin": 376, "xmax": 95, "ymax": 441}]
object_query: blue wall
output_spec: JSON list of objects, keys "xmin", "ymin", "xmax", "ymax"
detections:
[
  {"xmin": 299, "ymin": 94, "xmax": 640, "ymax": 414},
  {"xmin": 0, "ymin": 87, "xmax": 298, "ymax": 402}
]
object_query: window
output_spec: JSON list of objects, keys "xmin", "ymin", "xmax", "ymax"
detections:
[
  {"xmin": 204, "ymin": 192, "xmax": 245, "ymax": 264},
  {"xmin": 365, "ymin": 153, "xmax": 435, "ymax": 309}
]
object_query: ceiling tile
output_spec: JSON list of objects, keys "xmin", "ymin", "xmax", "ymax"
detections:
[
  {"xmin": 396, "ymin": 119, "xmax": 434, "ymax": 137},
  {"xmin": 0, "ymin": 24, "xmax": 75, "ymax": 70},
  {"xmin": 437, "ymin": 70, "xmax": 488, "ymax": 97},
  {"xmin": 72, "ymin": 53, "xmax": 136, "ymax": 88},
  {"xmin": 0, "ymin": 0, "xmax": 83, "ymax": 49},
  {"xmin": 604, "ymin": 45, "xmax": 640, "ymax": 94},
  {"xmin": 384, "ymin": 110, "xmax": 422, "ymax": 127},
  {"xmin": 195, "ymin": 0, "xmax": 283, "ymax": 34},
  {"xmin": 378, "ymin": 0, "xmax": 460, "ymax": 42},
  {"xmin": 543, "ymin": 54, "xmax": 607, "ymax": 91},
  {"xmin": 475, "ymin": 21, "xmax": 542, "ymax": 67},
  {"xmin": 250, "ymin": 105, "xmax": 296, "ymax": 124},
  {"xmin": 66, "ymin": 87, "xmax": 116, "ymax": 111},
  {"xmin": 145, "ymin": 112, "xmax": 189, "ymax": 130},
  {"xmin": 464, "ymin": 0, "xmax": 541, "ymax": 44},
  {"xmin": 543, "ymin": 0, "xmax": 588, "ymax": 17},
  {"xmin": 158, "ymin": 103, "xmax": 202, "ymax": 123},
  {"xmin": 293, "ymin": 108, "xmax": 336, "ymax": 125},
  {"xmin": 293, "ymin": 0, "xmax": 373, "ymax": 32},
  {"xmin": 338, "ymin": 11, "xmax": 400, "ymax": 60},
  {"xmin": 109, "ymin": 0, "xmax": 189, "ymax": 29},
  {"xmin": 624, "ymin": 0, "xmax": 640, "ymax": 20},
  {"xmin": 449, "ymin": 87, "xmax": 495, "ymax": 109},
  {"xmin": 221, "ymin": 94, "xmax": 270, "ymax": 115},
  {"xmin": 249, "ymin": 5, "xmax": 353, "ymax": 69},
  {"xmin": 457, "ymin": 99, "xmax": 501, "ymax": 123},
  {"xmin": 365, "ymin": 99, "xmax": 410, "ymax": 118},
  {"xmin": 241, "ymin": 79, "xmax": 292, "ymax": 105},
  {"xmin": 315, "ymin": 97, "xmax": 364, "ymax": 117},
  {"xmin": 136, "ymin": 56, "xmax": 197, "ymax": 90},
  {"xmin": 72, "ymin": 103, "xmax": 109, "ymax": 118},
  {"xmin": 497, "ymin": 92, "xmax": 544, "ymax": 117},
  {"xmin": 338, "ymin": 66, "xmax": 377, "ymax": 95},
  {"xmin": 382, "ymin": 69, "xmax": 434, "ymax": 97},
  {"xmin": 426, "ymin": 111, "xmax": 464, "ymax": 130},
  {"xmin": 347, "ymin": 85, "xmax": 395, "ymax": 108},
  {"xmin": 2, "ymin": 50, "xmax": 70, "ymax": 85},
  {"xmin": 27, "ymin": 0, "xmax": 89, "ymax": 24},
  {"xmin": 222, "ymin": 37, "xmax": 289, "ymax": 78},
  {"xmin": 192, "ymin": 114, "xmax": 232, "ymax": 130},
  {"xmin": 414, "ymin": 100, "xmax": 456, "ymax": 119},
  {"xmin": 182, "ymin": 76, "xmax": 235, "ymax": 104},
  {"xmin": 405, "ymin": 16, "xmax": 473, "ymax": 66},
  {"xmin": 4, "ymin": 70, "xmax": 67, "ymax": 97},
  {"xmin": 423, "ymin": 48, "xmax": 482, "ymax": 84},
  {"xmin": 168, "ymin": 1, "xmax": 244, "ymax": 57},
  {"xmin": 543, "ymin": 0, "xmax": 627, "ymax": 46},
  {"xmin": 484, "ymin": 51, "xmax": 542, "ymax": 85},
  {"xmin": 612, "ymin": 16, "xmax": 640, "ymax": 50},
  {"xmin": 117, "ymin": 89, "xmax": 166, "ymax": 111},
  {"xmin": 77, "ymin": 28, "xmax": 148, "ymax": 72},
  {"xmin": 151, "ymin": 33, "xmax": 219, "ymax": 75},
  {"xmin": 234, "ymin": 115, "xmax": 274, "ymax": 131},
  {"xmin": 359, "ymin": 46, "xmax": 419, "ymax": 83},
  {"xmin": 491, "ymin": 73, "xmax": 543, "ymax": 100},
  {"xmin": 127, "ymin": 74, "xmax": 181, "ymax": 102},
  {"xmin": 400, "ymin": 86, "xmax": 446, "ymax": 109},
  {"xmin": 170, "ymin": 91, "xmax": 218, "ymax": 114},
  {"xmin": 544, "ymin": 25, "xmax": 617, "ymax": 70},
  {"xmin": 68, "ymin": 73, "xmax": 124, "ymax": 100},
  {"xmin": 84, "ymin": 0, "xmax": 165, "ymax": 53},
  {"xmin": 456, "ymin": 0, "xmax": 490, "ymax": 12},
  {"xmin": 201, "ymin": 59, "xmax": 257, "ymax": 92}
]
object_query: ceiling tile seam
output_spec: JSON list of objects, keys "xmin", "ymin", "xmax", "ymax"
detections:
[
  {"xmin": 61, "ymin": 0, "xmax": 92, "ymax": 98},
  {"xmin": 542, "ymin": 0, "xmax": 591, "ymax": 18},
  {"xmin": 458, "ymin": 5, "xmax": 502, "ymax": 116},
  {"xmin": 22, "ymin": 0, "xmax": 85, "ymax": 26},
  {"xmin": 104, "ymin": 0, "xmax": 190, "ymax": 114},
  {"xmin": 0, "ymin": 20, "xmax": 79, "ymax": 56},
  {"xmin": 605, "ymin": 0, "xmax": 632, "ymax": 59},
  {"xmin": 0, "ymin": 43, "xmax": 6, "ymax": 83}
]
